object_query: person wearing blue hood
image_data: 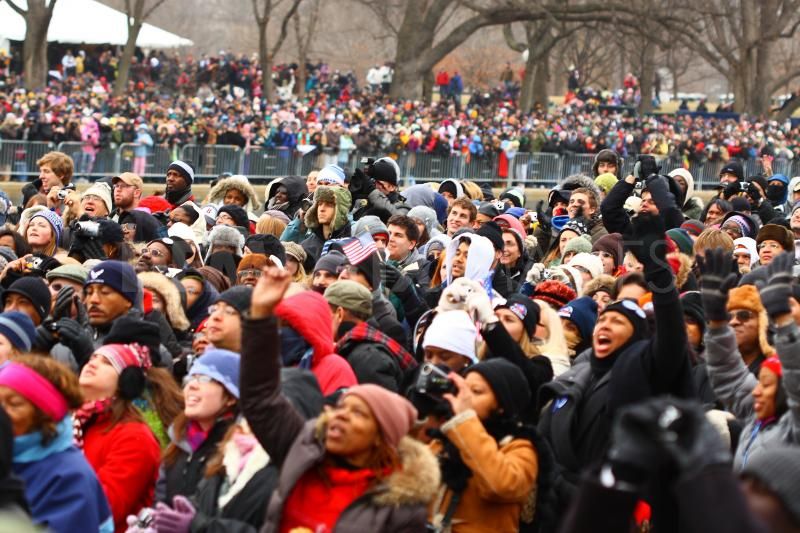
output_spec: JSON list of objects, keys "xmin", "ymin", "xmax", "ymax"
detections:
[
  {"xmin": 178, "ymin": 269, "xmax": 220, "ymax": 331},
  {"xmin": 766, "ymin": 173, "xmax": 791, "ymax": 215},
  {"xmin": 538, "ymin": 214, "xmax": 696, "ymax": 531},
  {"xmin": 558, "ymin": 296, "xmax": 598, "ymax": 359}
]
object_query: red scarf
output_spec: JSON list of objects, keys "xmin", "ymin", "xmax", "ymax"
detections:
[{"xmin": 72, "ymin": 397, "xmax": 114, "ymax": 448}]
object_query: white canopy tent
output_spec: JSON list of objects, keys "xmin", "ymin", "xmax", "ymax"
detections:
[{"xmin": 0, "ymin": 0, "xmax": 193, "ymax": 48}]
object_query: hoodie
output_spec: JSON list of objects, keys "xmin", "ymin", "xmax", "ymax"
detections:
[
  {"xmin": 403, "ymin": 184, "xmax": 437, "ymax": 208},
  {"xmin": 438, "ymin": 179, "xmax": 464, "ymax": 200},
  {"xmin": 301, "ymin": 186, "xmax": 353, "ymax": 270},
  {"xmin": 669, "ymin": 168, "xmax": 705, "ymax": 220},
  {"xmin": 274, "ymin": 291, "xmax": 357, "ymax": 395},
  {"xmin": 445, "ymin": 233, "xmax": 495, "ymax": 286},
  {"xmin": 264, "ymin": 175, "xmax": 308, "ymax": 219}
]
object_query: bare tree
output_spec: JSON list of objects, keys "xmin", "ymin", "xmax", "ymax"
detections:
[
  {"xmin": 252, "ymin": 0, "xmax": 304, "ymax": 99},
  {"xmin": 292, "ymin": 0, "xmax": 322, "ymax": 95},
  {"xmin": 5, "ymin": 0, "xmax": 57, "ymax": 89},
  {"xmin": 114, "ymin": 0, "xmax": 167, "ymax": 97}
]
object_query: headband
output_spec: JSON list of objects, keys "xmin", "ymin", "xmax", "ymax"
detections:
[
  {"xmin": 0, "ymin": 363, "xmax": 69, "ymax": 421},
  {"xmin": 762, "ymin": 356, "xmax": 783, "ymax": 378}
]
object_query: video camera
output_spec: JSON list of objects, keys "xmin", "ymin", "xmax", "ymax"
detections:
[{"xmin": 414, "ymin": 363, "xmax": 457, "ymax": 397}]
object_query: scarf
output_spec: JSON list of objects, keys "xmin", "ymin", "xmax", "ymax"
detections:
[
  {"xmin": 186, "ymin": 420, "xmax": 212, "ymax": 453},
  {"xmin": 165, "ymin": 185, "xmax": 192, "ymax": 206},
  {"xmin": 72, "ymin": 397, "xmax": 114, "ymax": 448}
]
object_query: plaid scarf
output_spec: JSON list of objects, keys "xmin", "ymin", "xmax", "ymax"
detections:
[
  {"xmin": 335, "ymin": 321, "xmax": 417, "ymax": 371},
  {"xmin": 72, "ymin": 397, "xmax": 114, "ymax": 449}
]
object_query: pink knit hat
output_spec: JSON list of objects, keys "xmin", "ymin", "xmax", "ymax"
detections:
[{"xmin": 343, "ymin": 384, "xmax": 417, "ymax": 448}]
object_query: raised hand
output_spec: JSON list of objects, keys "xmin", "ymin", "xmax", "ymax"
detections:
[
  {"xmin": 759, "ymin": 251, "xmax": 795, "ymax": 319},
  {"xmin": 696, "ymin": 247, "xmax": 739, "ymax": 321},
  {"xmin": 250, "ymin": 266, "xmax": 292, "ymax": 319}
]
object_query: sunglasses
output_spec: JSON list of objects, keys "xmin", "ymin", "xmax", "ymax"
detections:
[{"xmin": 729, "ymin": 310, "xmax": 756, "ymax": 322}]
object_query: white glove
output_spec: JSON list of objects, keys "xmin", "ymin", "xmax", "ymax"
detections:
[
  {"xmin": 524, "ymin": 234, "xmax": 538, "ymax": 257},
  {"xmin": 466, "ymin": 287, "xmax": 497, "ymax": 325},
  {"xmin": 438, "ymin": 278, "xmax": 483, "ymax": 312},
  {"xmin": 526, "ymin": 263, "xmax": 547, "ymax": 285}
]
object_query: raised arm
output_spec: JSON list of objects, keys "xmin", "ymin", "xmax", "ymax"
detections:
[{"xmin": 240, "ymin": 267, "xmax": 305, "ymax": 467}]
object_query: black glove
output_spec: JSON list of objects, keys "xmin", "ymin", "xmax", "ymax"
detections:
[
  {"xmin": 54, "ymin": 318, "xmax": 95, "ymax": 367},
  {"xmin": 746, "ymin": 183, "xmax": 762, "ymax": 206},
  {"xmin": 382, "ymin": 262, "xmax": 411, "ymax": 294},
  {"xmin": 623, "ymin": 212, "xmax": 667, "ymax": 270},
  {"xmin": 723, "ymin": 181, "xmax": 744, "ymax": 200},
  {"xmin": 759, "ymin": 251, "xmax": 794, "ymax": 319},
  {"xmin": 634, "ymin": 154, "xmax": 659, "ymax": 181},
  {"xmin": 33, "ymin": 322, "xmax": 56, "ymax": 352},
  {"xmin": 51, "ymin": 286, "xmax": 75, "ymax": 322},
  {"xmin": 348, "ymin": 168, "xmax": 375, "ymax": 201},
  {"xmin": 696, "ymin": 247, "xmax": 739, "ymax": 321},
  {"xmin": 644, "ymin": 174, "xmax": 677, "ymax": 212},
  {"xmin": 535, "ymin": 200, "xmax": 552, "ymax": 230},
  {"xmin": 607, "ymin": 401, "xmax": 671, "ymax": 488}
]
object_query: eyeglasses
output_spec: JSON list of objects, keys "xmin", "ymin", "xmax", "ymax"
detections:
[
  {"xmin": 184, "ymin": 287, "xmax": 201, "ymax": 295},
  {"xmin": 757, "ymin": 242, "xmax": 782, "ymax": 251},
  {"xmin": 729, "ymin": 310, "xmax": 756, "ymax": 322},
  {"xmin": 113, "ymin": 183, "xmax": 135, "ymax": 190},
  {"xmin": 208, "ymin": 304, "xmax": 239, "ymax": 317},
  {"xmin": 237, "ymin": 269, "xmax": 262, "ymax": 280},
  {"xmin": 145, "ymin": 247, "xmax": 167, "ymax": 258},
  {"xmin": 182, "ymin": 374, "xmax": 215, "ymax": 387}
]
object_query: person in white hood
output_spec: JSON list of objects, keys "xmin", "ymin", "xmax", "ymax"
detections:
[
  {"xmin": 733, "ymin": 237, "xmax": 759, "ymax": 274},
  {"xmin": 445, "ymin": 232, "xmax": 495, "ymax": 287},
  {"xmin": 669, "ymin": 168, "xmax": 705, "ymax": 220}
]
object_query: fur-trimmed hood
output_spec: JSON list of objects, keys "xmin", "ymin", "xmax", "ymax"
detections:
[
  {"xmin": 582, "ymin": 274, "xmax": 617, "ymax": 297},
  {"xmin": 208, "ymin": 175, "xmax": 259, "ymax": 211},
  {"xmin": 304, "ymin": 186, "xmax": 352, "ymax": 232},
  {"xmin": 138, "ymin": 271, "xmax": 191, "ymax": 332},
  {"xmin": 312, "ymin": 413, "xmax": 440, "ymax": 507},
  {"xmin": 557, "ymin": 173, "xmax": 602, "ymax": 199}
]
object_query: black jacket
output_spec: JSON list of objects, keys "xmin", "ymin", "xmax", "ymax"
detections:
[
  {"xmin": 336, "ymin": 333, "xmax": 404, "ymax": 392},
  {"xmin": 600, "ymin": 180, "xmax": 684, "ymax": 235}
]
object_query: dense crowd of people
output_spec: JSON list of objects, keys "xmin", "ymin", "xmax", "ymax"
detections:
[{"xmin": 0, "ymin": 143, "xmax": 796, "ymax": 532}]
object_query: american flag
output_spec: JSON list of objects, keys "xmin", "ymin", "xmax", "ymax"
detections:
[{"xmin": 341, "ymin": 232, "xmax": 378, "ymax": 265}]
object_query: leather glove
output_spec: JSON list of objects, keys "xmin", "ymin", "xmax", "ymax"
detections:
[
  {"xmin": 466, "ymin": 287, "xmax": 497, "ymax": 325},
  {"xmin": 759, "ymin": 251, "xmax": 794, "ymax": 319},
  {"xmin": 348, "ymin": 168, "xmax": 375, "ymax": 201},
  {"xmin": 622, "ymin": 212, "xmax": 668, "ymax": 269},
  {"xmin": 696, "ymin": 247, "xmax": 739, "ymax": 321},
  {"xmin": 33, "ymin": 322, "xmax": 56, "ymax": 352},
  {"xmin": 644, "ymin": 174, "xmax": 677, "ymax": 212},
  {"xmin": 607, "ymin": 400, "xmax": 671, "ymax": 488},
  {"xmin": 535, "ymin": 200, "xmax": 551, "ymax": 230},
  {"xmin": 382, "ymin": 262, "xmax": 411, "ymax": 294},
  {"xmin": 52, "ymin": 285, "xmax": 76, "ymax": 321},
  {"xmin": 152, "ymin": 496, "xmax": 196, "ymax": 533},
  {"xmin": 723, "ymin": 181, "xmax": 744, "ymax": 200},
  {"xmin": 634, "ymin": 154, "xmax": 660, "ymax": 181},
  {"xmin": 54, "ymin": 318, "xmax": 95, "ymax": 368}
]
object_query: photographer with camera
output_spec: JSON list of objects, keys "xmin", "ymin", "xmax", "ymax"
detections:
[
  {"xmin": 349, "ymin": 156, "xmax": 410, "ymax": 220},
  {"xmin": 600, "ymin": 155, "xmax": 685, "ymax": 235}
]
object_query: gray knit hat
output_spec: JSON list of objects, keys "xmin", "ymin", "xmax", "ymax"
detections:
[{"xmin": 741, "ymin": 446, "xmax": 800, "ymax": 525}]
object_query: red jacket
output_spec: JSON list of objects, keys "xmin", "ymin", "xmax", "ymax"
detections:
[
  {"xmin": 275, "ymin": 291, "xmax": 357, "ymax": 395},
  {"xmin": 82, "ymin": 417, "xmax": 161, "ymax": 532}
]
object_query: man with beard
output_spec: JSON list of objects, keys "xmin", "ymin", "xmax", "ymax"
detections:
[
  {"xmin": 111, "ymin": 172, "xmax": 161, "ymax": 242},
  {"xmin": 164, "ymin": 160, "xmax": 195, "ymax": 208}
]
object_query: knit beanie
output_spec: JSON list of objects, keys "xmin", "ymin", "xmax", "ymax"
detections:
[
  {"xmin": 558, "ymin": 296, "xmax": 598, "ymax": 342},
  {"xmin": 46, "ymin": 264, "xmax": 88, "ymax": 285},
  {"xmin": 534, "ymin": 280, "xmax": 577, "ymax": 310},
  {"xmin": 493, "ymin": 214, "xmax": 526, "ymax": 242},
  {"xmin": 343, "ymin": 384, "xmax": 417, "ymax": 447},
  {"xmin": 757, "ymin": 224, "xmax": 794, "ymax": 251},
  {"xmin": 0, "ymin": 311, "xmax": 36, "ymax": 352},
  {"xmin": 316, "ymin": 164, "xmax": 346, "ymax": 186},
  {"xmin": 31, "ymin": 209, "xmax": 63, "ymax": 246},
  {"xmin": 499, "ymin": 188, "xmax": 525, "ymax": 208},
  {"xmin": 719, "ymin": 160, "xmax": 744, "ymax": 182},
  {"xmin": 475, "ymin": 220, "xmax": 504, "ymax": 252},
  {"xmin": 82, "ymin": 183, "xmax": 113, "ymax": 214},
  {"xmin": 562, "ymin": 234, "xmax": 592, "ymax": 258},
  {"xmin": 2, "ymin": 277, "xmax": 52, "ymax": 323},
  {"xmin": 244, "ymin": 234, "xmax": 286, "ymax": 264},
  {"xmin": 103, "ymin": 316, "xmax": 163, "ymax": 366},
  {"xmin": 681, "ymin": 219, "xmax": 706, "ymax": 238},
  {"xmin": 217, "ymin": 204, "xmax": 250, "ymax": 230},
  {"xmin": 562, "ymin": 217, "xmax": 590, "ymax": 237},
  {"xmin": 313, "ymin": 251, "xmax": 347, "ymax": 274},
  {"xmin": 85, "ymin": 260, "xmax": 140, "ymax": 305},
  {"xmin": 568, "ymin": 252, "xmax": 604, "ymax": 279},
  {"xmin": 371, "ymin": 157, "xmax": 400, "ymax": 186},
  {"xmin": 422, "ymin": 310, "xmax": 478, "ymax": 364},
  {"xmin": 495, "ymin": 294, "xmax": 540, "ymax": 339},
  {"xmin": 741, "ymin": 446, "xmax": 800, "ymax": 525},
  {"xmin": 721, "ymin": 212, "xmax": 758, "ymax": 239},
  {"xmin": 94, "ymin": 343, "xmax": 152, "ymax": 374},
  {"xmin": 188, "ymin": 349, "xmax": 241, "ymax": 398},
  {"xmin": 216, "ymin": 286, "xmax": 253, "ymax": 316},
  {"xmin": 591, "ymin": 233, "xmax": 623, "ymax": 268},
  {"xmin": 168, "ymin": 160, "xmax": 195, "ymax": 184},
  {"xmin": 594, "ymin": 173, "xmax": 618, "ymax": 195},
  {"xmin": 600, "ymin": 299, "xmax": 648, "ymax": 343},
  {"xmin": 353, "ymin": 215, "xmax": 389, "ymax": 240},
  {"xmin": 467, "ymin": 359, "xmax": 530, "ymax": 417},
  {"xmin": 680, "ymin": 291, "xmax": 705, "ymax": 335},
  {"xmin": 665, "ymin": 228, "xmax": 694, "ymax": 256},
  {"xmin": 264, "ymin": 209, "xmax": 291, "ymax": 225}
]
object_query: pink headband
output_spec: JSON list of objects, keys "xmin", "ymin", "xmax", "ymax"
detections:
[
  {"xmin": 0, "ymin": 363, "xmax": 69, "ymax": 421},
  {"xmin": 94, "ymin": 343, "xmax": 152, "ymax": 375}
]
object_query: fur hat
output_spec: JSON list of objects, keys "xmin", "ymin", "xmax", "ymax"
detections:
[
  {"xmin": 727, "ymin": 285, "xmax": 775, "ymax": 357},
  {"xmin": 582, "ymin": 274, "xmax": 617, "ymax": 299},
  {"xmin": 756, "ymin": 224, "xmax": 794, "ymax": 251},
  {"xmin": 137, "ymin": 272, "xmax": 190, "ymax": 332},
  {"xmin": 207, "ymin": 174, "xmax": 259, "ymax": 210},
  {"xmin": 205, "ymin": 225, "xmax": 245, "ymax": 257},
  {"xmin": 559, "ymin": 173, "xmax": 603, "ymax": 198}
]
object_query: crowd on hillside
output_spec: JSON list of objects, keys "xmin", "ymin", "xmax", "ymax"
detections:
[{"xmin": 0, "ymin": 144, "xmax": 796, "ymax": 532}]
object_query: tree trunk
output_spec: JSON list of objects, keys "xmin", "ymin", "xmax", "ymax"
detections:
[
  {"xmin": 258, "ymin": 22, "xmax": 273, "ymax": 99},
  {"xmin": 390, "ymin": 58, "xmax": 426, "ymax": 100},
  {"xmin": 532, "ymin": 56, "xmax": 550, "ymax": 109},
  {"xmin": 518, "ymin": 50, "xmax": 536, "ymax": 112},
  {"xmin": 422, "ymin": 70, "xmax": 434, "ymax": 102},
  {"xmin": 115, "ymin": 22, "xmax": 143, "ymax": 97},
  {"xmin": 638, "ymin": 40, "xmax": 655, "ymax": 114},
  {"xmin": 21, "ymin": 0, "xmax": 54, "ymax": 89}
]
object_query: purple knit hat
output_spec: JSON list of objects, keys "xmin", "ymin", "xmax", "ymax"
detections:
[{"xmin": 31, "ymin": 209, "xmax": 63, "ymax": 245}]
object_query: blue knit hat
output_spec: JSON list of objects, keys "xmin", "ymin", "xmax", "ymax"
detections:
[
  {"xmin": 31, "ymin": 209, "xmax": 63, "ymax": 246},
  {"xmin": 188, "ymin": 349, "xmax": 241, "ymax": 399},
  {"xmin": 316, "ymin": 164, "xmax": 346, "ymax": 186},
  {"xmin": 558, "ymin": 296, "xmax": 598, "ymax": 342},
  {"xmin": 85, "ymin": 260, "xmax": 140, "ymax": 304},
  {"xmin": 0, "ymin": 311, "xmax": 36, "ymax": 352}
]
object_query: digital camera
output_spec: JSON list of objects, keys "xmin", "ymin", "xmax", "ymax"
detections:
[{"xmin": 414, "ymin": 363, "xmax": 456, "ymax": 397}]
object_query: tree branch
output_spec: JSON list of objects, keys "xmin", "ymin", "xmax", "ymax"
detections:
[
  {"xmin": 142, "ymin": 0, "xmax": 167, "ymax": 20},
  {"xmin": 5, "ymin": 0, "xmax": 27, "ymax": 16},
  {"xmin": 268, "ymin": 0, "xmax": 303, "ymax": 57}
]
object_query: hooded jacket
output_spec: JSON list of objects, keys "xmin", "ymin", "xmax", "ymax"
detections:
[
  {"xmin": 668, "ymin": 168, "xmax": 705, "ymax": 220},
  {"xmin": 138, "ymin": 272, "xmax": 191, "ymax": 333},
  {"xmin": 240, "ymin": 316, "xmax": 440, "ymax": 533},
  {"xmin": 705, "ymin": 321, "xmax": 800, "ymax": 470},
  {"xmin": 264, "ymin": 176, "xmax": 308, "ymax": 219},
  {"xmin": 445, "ymin": 233, "xmax": 495, "ymax": 286},
  {"xmin": 439, "ymin": 179, "xmax": 465, "ymax": 200},
  {"xmin": 13, "ymin": 418, "xmax": 114, "ymax": 533},
  {"xmin": 591, "ymin": 150, "xmax": 622, "ymax": 179},
  {"xmin": 208, "ymin": 175, "xmax": 260, "ymax": 211},
  {"xmin": 185, "ymin": 279, "xmax": 219, "ymax": 331},
  {"xmin": 301, "ymin": 186, "xmax": 353, "ymax": 271},
  {"xmin": 274, "ymin": 290, "xmax": 357, "ymax": 396}
]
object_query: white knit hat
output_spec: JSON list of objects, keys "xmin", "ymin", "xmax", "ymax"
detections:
[
  {"xmin": 568, "ymin": 252, "xmax": 604, "ymax": 279},
  {"xmin": 422, "ymin": 310, "xmax": 478, "ymax": 363}
]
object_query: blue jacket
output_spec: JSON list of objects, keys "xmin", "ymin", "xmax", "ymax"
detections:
[{"xmin": 12, "ymin": 418, "xmax": 113, "ymax": 533}]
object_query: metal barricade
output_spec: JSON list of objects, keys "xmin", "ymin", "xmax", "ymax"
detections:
[
  {"xmin": 512, "ymin": 153, "xmax": 562, "ymax": 189},
  {"xmin": 117, "ymin": 142, "xmax": 174, "ymax": 178},
  {"xmin": 560, "ymin": 153, "xmax": 596, "ymax": 177},
  {"xmin": 180, "ymin": 144, "xmax": 241, "ymax": 181},
  {"xmin": 56, "ymin": 141, "xmax": 118, "ymax": 180},
  {"xmin": 0, "ymin": 140, "xmax": 55, "ymax": 181}
]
